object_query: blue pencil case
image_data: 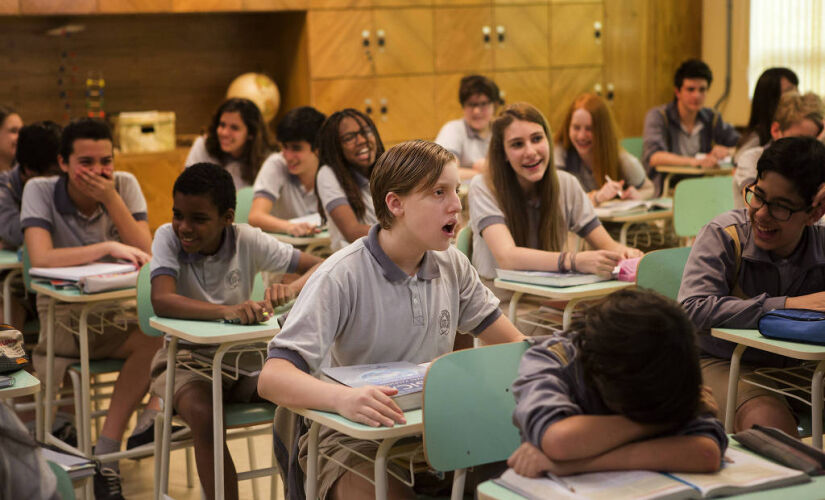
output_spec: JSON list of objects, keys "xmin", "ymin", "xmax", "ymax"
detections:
[{"xmin": 758, "ymin": 308, "xmax": 825, "ymax": 345}]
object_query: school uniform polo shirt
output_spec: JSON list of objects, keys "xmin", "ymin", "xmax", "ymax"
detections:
[
  {"xmin": 20, "ymin": 172, "xmax": 148, "ymax": 248},
  {"xmin": 315, "ymin": 164, "xmax": 377, "ymax": 251},
  {"xmin": 252, "ymin": 152, "xmax": 318, "ymax": 220},
  {"xmin": 0, "ymin": 165, "xmax": 27, "ymax": 248},
  {"xmin": 267, "ymin": 224, "xmax": 502, "ymax": 374},
  {"xmin": 554, "ymin": 145, "xmax": 647, "ymax": 193},
  {"xmin": 467, "ymin": 171, "xmax": 601, "ymax": 280},
  {"xmin": 185, "ymin": 136, "xmax": 249, "ymax": 190},
  {"xmin": 435, "ymin": 119, "xmax": 490, "ymax": 169},
  {"xmin": 150, "ymin": 223, "xmax": 300, "ymax": 306},
  {"xmin": 512, "ymin": 334, "xmax": 728, "ymax": 454}
]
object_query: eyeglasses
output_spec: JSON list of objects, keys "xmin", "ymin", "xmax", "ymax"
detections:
[
  {"xmin": 339, "ymin": 127, "xmax": 374, "ymax": 146},
  {"xmin": 743, "ymin": 185, "xmax": 809, "ymax": 222},
  {"xmin": 463, "ymin": 100, "xmax": 493, "ymax": 111}
]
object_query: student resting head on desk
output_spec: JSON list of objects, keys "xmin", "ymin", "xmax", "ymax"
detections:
[
  {"xmin": 148, "ymin": 162, "xmax": 321, "ymax": 500},
  {"xmin": 248, "ymin": 106, "xmax": 327, "ymax": 237},
  {"xmin": 20, "ymin": 118, "xmax": 159, "ymax": 499},
  {"xmin": 554, "ymin": 92, "xmax": 654, "ymax": 206},
  {"xmin": 258, "ymin": 140, "xmax": 525, "ymax": 500},
  {"xmin": 679, "ymin": 136, "xmax": 825, "ymax": 438},
  {"xmin": 185, "ymin": 97, "xmax": 275, "ymax": 190},
  {"xmin": 467, "ymin": 102, "xmax": 642, "ymax": 290},
  {"xmin": 734, "ymin": 66, "xmax": 798, "ymax": 164},
  {"xmin": 314, "ymin": 108, "xmax": 385, "ymax": 252},
  {"xmin": 508, "ymin": 288, "xmax": 727, "ymax": 478}
]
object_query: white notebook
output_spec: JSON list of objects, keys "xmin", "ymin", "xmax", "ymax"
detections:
[{"xmin": 29, "ymin": 262, "xmax": 137, "ymax": 282}]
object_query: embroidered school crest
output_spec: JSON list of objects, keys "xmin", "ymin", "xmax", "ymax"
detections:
[
  {"xmin": 225, "ymin": 269, "xmax": 241, "ymax": 289},
  {"xmin": 439, "ymin": 310, "xmax": 450, "ymax": 335}
]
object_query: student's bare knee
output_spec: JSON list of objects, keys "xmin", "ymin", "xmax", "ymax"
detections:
[
  {"xmin": 174, "ymin": 382, "xmax": 214, "ymax": 435},
  {"xmin": 735, "ymin": 395, "xmax": 797, "ymax": 436},
  {"xmin": 330, "ymin": 465, "xmax": 415, "ymax": 500}
]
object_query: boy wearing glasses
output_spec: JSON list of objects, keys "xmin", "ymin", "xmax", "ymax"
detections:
[
  {"xmin": 435, "ymin": 75, "xmax": 503, "ymax": 180},
  {"xmin": 679, "ymin": 136, "xmax": 825, "ymax": 438}
]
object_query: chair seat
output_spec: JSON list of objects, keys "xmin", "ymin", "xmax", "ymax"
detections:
[
  {"xmin": 69, "ymin": 358, "xmax": 124, "ymax": 375},
  {"xmin": 225, "ymin": 402, "xmax": 275, "ymax": 427}
]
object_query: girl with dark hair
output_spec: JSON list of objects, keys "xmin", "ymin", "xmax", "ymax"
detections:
[
  {"xmin": 468, "ymin": 103, "xmax": 640, "ymax": 287},
  {"xmin": 0, "ymin": 105, "xmax": 23, "ymax": 172},
  {"xmin": 185, "ymin": 98, "xmax": 275, "ymax": 189},
  {"xmin": 734, "ymin": 67, "xmax": 798, "ymax": 164},
  {"xmin": 314, "ymin": 108, "xmax": 385, "ymax": 250}
]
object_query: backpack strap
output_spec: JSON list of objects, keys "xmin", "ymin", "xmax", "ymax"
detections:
[
  {"xmin": 723, "ymin": 224, "xmax": 748, "ymax": 299},
  {"xmin": 658, "ymin": 107, "xmax": 671, "ymax": 151}
]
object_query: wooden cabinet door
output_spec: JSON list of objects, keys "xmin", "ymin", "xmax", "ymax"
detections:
[
  {"xmin": 20, "ymin": 0, "xmax": 96, "ymax": 13},
  {"xmin": 495, "ymin": 70, "xmax": 551, "ymax": 123},
  {"xmin": 309, "ymin": 0, "xmax": 369, "ymax": 7},
  {"xmin": 434, "ymin": 73, "xmax": 466, "ymax": 135},
  {"xmin": 373, "ymin": 8, "xmax": 434, "ymax": 75},
  {"xmin": 99, "ymin": 0, "xmax": 172, "ymax": 12},
  {"xmin": 172, "ymin": 0, "xmax": 242, "ymax": 11},
  {"xmin": 434, "ymin": 6, "xmax": 494, "ymax": 73},
  {"xmin": 374, "ymin": 76, "xmax": 436, "ymax": 142},
  {"xmin": 493, "ymin": 5, "xmax": 549, "ymax": 70},
  {"xmin": 550, "ymin": 2, "xmax": 604, "ymax": 66},
  {"xmin": 548, "ymin": 66, "xmax": 603, "ymax": 133},
  {"xmin": 373, "ymin": 0, "xmax": 432, "ymax": 6},
  {"xmin": 308, "ymin": 10, "xmax": 374, "ymax": 78},
  {"xmin": 311, "ymin": 78, "xmax": 377, "ymax": 119},
  {"xmin": 0, "ymin": 0, "xmax": 18, "ymax": 14}
]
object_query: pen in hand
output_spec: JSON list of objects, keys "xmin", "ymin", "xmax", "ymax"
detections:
[{"xmin": 546, "ymin": 471, "xmax": 576, "ymax": 493}]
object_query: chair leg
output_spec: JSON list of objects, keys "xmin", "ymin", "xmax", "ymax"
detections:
[
  {"xmin": 186, "ymin": 446, "xmax": 195, "ymax": 488},
  {"xmin": 68, "ymin": 370, "xmax": 85, "ymax": 452},
  {"xmin": 247, "ymin": 435, "xmax": 260, "ymax": 500},
  {"xmin": 91, "ymin": 374, "xmax": 102, "ymax": 441},
  {"xmin": 154, "ymin": 413, "xmax": 162, "ymax": 500},
  {"xmin": 451, "ymin": 468, "xmax": 467, "ymax": 500},
  {"xmin": 270, "ymin": 456, "xmax": 279, "ymax": 500}
]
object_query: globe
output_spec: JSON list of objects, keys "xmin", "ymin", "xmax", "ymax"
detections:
[{"xmin": 226, "ymin": 73, "xmax": 281, "ymax": 124}]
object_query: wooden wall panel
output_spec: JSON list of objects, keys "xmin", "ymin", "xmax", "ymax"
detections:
[
  {"xmin": 308, "ymin": 10, "xmax": 373, "ymax": 78},
  {"xmin": 434, "ymin": 6, "xmax": 493, "ymax": 73},
  {"xmin": 98, "ymin": 0, "xmax": 172, "ymax": 13},
  {"xmin": 550, "ymin": 3, "xmax": 604, "ymax": 66},
  {"xmin": 604, "ymin": 0, "xmax": 647, "ymax": 136},
  {"xmin": 548, "ymin": 66, "xmax": 602, "ymax": 133},
  {"xmin": 0, "ymin": 13, "xmax": 310, "ymax": 135},
  {"xmin": 172, "ymin": 0, "xmax": 242, "ymax": 12},
  {"xmin": 647, "ymin": 0, "xmax": 702, "ymax": 107},
  {"xmin": 493, "ymin": 5, "xmax": 549, "ymax": 70},
  {"xmin": 0, "ymin": 0, "xmax": 18, "ymax": 14},
  {"xmin": 434, "ymin": 73, "xmax": 465, "ymax": 132},
  {"xmin": 243, "ymin": 0, "xmax": 308, "ymax": 9},
  {"xmin": 373, "ymin": 8, "xmax": 434, "ymax": 75},
  {"xmin": 20, "ymin": 0, "xmax": 95, "ymax": 14}
]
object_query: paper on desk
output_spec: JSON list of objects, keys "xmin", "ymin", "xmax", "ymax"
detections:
[{"xmin": 30, "ymin": 262, "xmax": 137, "ymax": 282}]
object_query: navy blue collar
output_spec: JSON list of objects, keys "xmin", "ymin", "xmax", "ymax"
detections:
[
  {"xmin": 177, "ymin": 225, "xmax": 238, "ymax": 263},
  {"xmin": 54, "ymin": 176, "xmax": 81, "ymax": 216},
  {"xmin": 362, "ymin": 224, "xmax": 440, "ymax": 282}
]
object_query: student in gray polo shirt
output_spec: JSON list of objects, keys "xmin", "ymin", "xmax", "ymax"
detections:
[
  {"xmin": 148, "ymin": 163, "xmax": 321, "ymax": 499},
  {"xmin": 679, "ymin": 137, "xmax": 825, "ymax": 439},
  {"xmin": 314, "ymin": 109, "xmax": 383, "ymax": 251},
  {"xmin": 21, "ymin": 118, "xmax": 159, "ymax": 499},
  {"xmin": 508, "ymin": 289, "xmax": 726, "ymax": 478},
  {"xmin": 468, "ymin": 103, "xmax": 641, "ymax": 287},
  {"xmin": 249, "ymin": 106, "xmax": 326, "ymax": 237},
  {"xmin": 435, "ymin": 75, "xmax": 503, "ymax": 180},
  {"xmin": 185, "ymin": 98, "xmax": 275, "ymax": 189},
  {"xmin": 259, "ymin": 140, "xmax": 525, "ymax": 500}
]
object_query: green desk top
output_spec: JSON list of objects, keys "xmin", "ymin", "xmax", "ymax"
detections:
[
  {"xmin": 494, "ymin": 278, "xmax": 634, "ymax": 300},
  {"xmin": 0, "ymin": 249, "xmax": 21, "ymax": 270},
  {"xmin": 149, "ymin": 315, "xmax": 281, "ymax": 344},
  {"xmin": 711, "ymin": 328, "xmax": 825, "ymax": 360},
  {"xmin": 291, "ymin": 407, "xmax": 423, "ymax": 440},
  {"xmin": 0, "ymin": 369, "xmax": 41, "ymax": 398}
]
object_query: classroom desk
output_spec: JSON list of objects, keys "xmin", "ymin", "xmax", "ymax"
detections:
[
  {"xmin": 291, "ymin": 407, "xmax": 424, "ymax": 500},
  {"xmin": 269, "ymin": 229, "xmax": 331, "ymax": 255},
  {"xmin": 711, "ymin": 328, "xmax": 825, "ymax": 449},
  {"xmin": 31, "ymin": 281, "xmax": 137, "ymax": 459},
  {"xmin": 657, "ymin": 164, "xmax": 733, "ymax": 195},
  {"xmin": 493, "ymin": 279, "xmax": 634, "ymax": 330},
  {"xmin": 0, "ymin": 249, "xmax": 22, "ymax": 322},
  {"xmin": 475, "ymin": 443, "xmax": 825, "ymax": 500},
  {"xmin": 149, "ymin": 315, "xmax": 280, "ymax": 500},
  {"xmin": 598, "ymin": 207, "xmax": 674, "ymax": 246},
  {"xmin": 0, "ymin": 369, "xmax": 42, "ymax": 441}
]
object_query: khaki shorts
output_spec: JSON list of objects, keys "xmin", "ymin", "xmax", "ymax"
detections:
[
  {"xmin": 700, "ymin": 356, "xmax": 793, "ymax": 423},
  {"xmin": 148, "ymin": 346, "xmax": 261, "ymax": 405}
]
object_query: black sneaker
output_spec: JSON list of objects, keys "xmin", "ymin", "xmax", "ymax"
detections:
[
  {"xmin": 126, "ymin": 421, "xmax": 184, "ymax": 450},
  {"xmin": 94, "ymin": 463, "xmax": 124, "ymax": 500},
  {"xmin": 52, "ymin": 421, "xmax": 77, "ymax": 448}
]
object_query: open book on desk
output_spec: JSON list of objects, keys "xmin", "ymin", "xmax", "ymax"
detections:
[
  {"xmin": 289, "ymin": 213, "xmax": 323, "ymax": 227},
  {"xmin": 321, "ymin": 361, "xmax": 428, "ymax": 411},
  {"xmin": 30, "ymin": 262, "xmax": 136, "ymax": 282},
  {"xmin": 495, "ymin": 269, "xmax": 610, "ymax": 288},
  {"xmin": 493, "ymin": 448, "xmax": 809, "ymax": 500},
  {"xmin": 594, "ymin": 198, "xmax": 673, "ymax": 218}
]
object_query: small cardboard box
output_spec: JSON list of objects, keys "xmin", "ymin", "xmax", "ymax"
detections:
[{"xmin": 114, "ymin": 111, "xmax": 175, "ymax": 153}]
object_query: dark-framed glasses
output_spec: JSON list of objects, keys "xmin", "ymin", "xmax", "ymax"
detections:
[{"xmin": 743, "ymin": 185, "xmax": 809, "ymax": 222}]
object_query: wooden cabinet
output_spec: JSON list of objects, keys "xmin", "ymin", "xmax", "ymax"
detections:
[
  {"xmin": 495, "ymin": 70, "xmax": 552, "ymax": 123},
  {"xmin": 115, "ymin": 148, "xmax": 188, "ymax": 233},
  {"xmin": 548, "ymin": 66, "xmax": 603, "ymax": 132},
  {"xmin": 172, "ymin": 0, "xmax": 242, "ymax": 11},
  {"xmin": 373, "ymin": 8, "xmax": 434, "ymax": 75},
  {"xmin": 0, "ymin": 0, "xmax": 18, "ymax": 14},
  {"xmin": 550, "ymin": 2, "xmax": 604, "ymax": 66},
  {"xmin": 434, "ymin": 6, "xmax": 494, "ymax": 73},
  {"xmin": 434, "ymin": 73, "xmax": 466, "ymax": 134},
  {"xmin": 99, "ymin": 0, "xmax": 172, "ymax": 13},
  {"xmin": 20, "ymin": 0, "xmax": 95, "ymax": 14},
  {"xmin": 493, "ymin": 5, "xmax": 549, "ymax": 70}
]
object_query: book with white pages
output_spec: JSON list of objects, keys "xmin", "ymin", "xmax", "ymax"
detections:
[
  {"xmin": 289, "ymin": 213, "xmax": 322, "ymax": 227},
  {"xmin": 41, "ymin": 447, "xmax": 96, "ymax": 479},
  {"xmin": 495, "ymin": 269, "xmax": 610, "ymax": 288},
  {"xmin": 594, "ymin": 198, "xmax": 673, "ymax": 218},
  {"xmin": 29, "ymin": 262, "xmax": 137, "ymax": 282},
  {"xmin": 493, "ymin": 448, "xmax": 809, "ymax": 500},
  {"xmin": 321, "ymin": 361, "xmax": 429, "ymax": 411}
]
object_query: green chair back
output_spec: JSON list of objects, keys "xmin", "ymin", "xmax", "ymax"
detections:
[
  {"xmin": 47, "ymin": 460, "xmax": 76, "ymax": 500},
  {"xmin": 455, "ymin": 226, "xmax": 472, "ymax": 261},
  {"xmin": 423, "ymin": 341, "xmax": 528, "ymax": 471},
  {"xmin": 620, "ymin": 136, "xmax": 644, "ymax": 161},
  {"xmin": 235, "ymin": 187, "xmax": 254, "ymax": 224},
  {"xmin": 673, "ymin": 176, "xmax": 734, "ymax": 238},
  {"xmin": 635, "ymin": 247, "xmax": 692, "ymax": 301}
]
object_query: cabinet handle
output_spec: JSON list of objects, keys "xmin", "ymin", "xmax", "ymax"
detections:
[
  {"xmin": 376, "ymin": 29, "xmax": 385, "ymax": 48},
  {"xmin": 593, "ymin": 21, "xmax": 602, "ymax": 42},
  {"xmin": 496, "ymin": 25, "xmax": 505, "ymax": 43},
  {"xmin": 365, "ymin": 98, "xmax": 373, "ymax": 115},
  {"xmin": 362, "ymin": 29, "xmax": 370, "ymax": 48},
  {"xmin": 380, "ymin": 98, "xmax": 388, "ymax": 115},
  {"xmin": 593, "ymin": 83, "xmax": 603, "ymax": 96},
  {"xmin": 606, "ymin": 82, "xmax": 615, "ymax": 101},
  {"xmin": 482, "ymin": 25, "xmax": 491, "ymax": 44}
]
